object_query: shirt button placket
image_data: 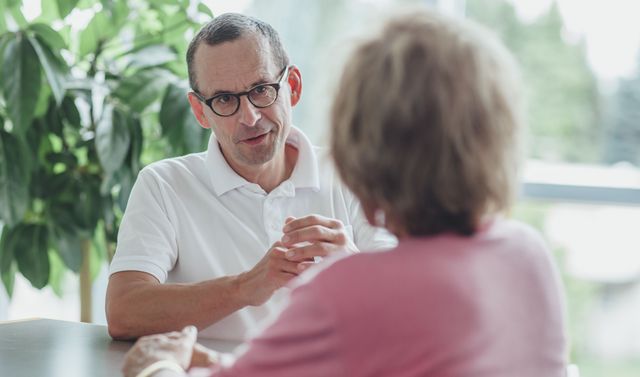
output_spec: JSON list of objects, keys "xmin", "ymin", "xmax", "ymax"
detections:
[{"xmin": 264, "ymin": 196, "xmax": 282, "ymax": 245}]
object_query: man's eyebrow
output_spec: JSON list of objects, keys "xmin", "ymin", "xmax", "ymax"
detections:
[{"xmin": 211, "ymin": 77, "xmax": 271, "ymax": 97}]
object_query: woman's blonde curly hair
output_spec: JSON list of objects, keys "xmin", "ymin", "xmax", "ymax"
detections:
[{"xmin": 331, "ymin": 9, "xmax": 524, "ymax": 236}]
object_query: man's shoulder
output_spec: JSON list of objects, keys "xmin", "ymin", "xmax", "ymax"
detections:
[
  {"xmin": 312, "ymin": 145, "xmax": 332, "ymax": 166},
  {"xmin": 139, "ymin": 152, "xmax": 208, "ymax": 183}
]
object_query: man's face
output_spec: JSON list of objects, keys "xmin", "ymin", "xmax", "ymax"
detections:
[{"xmin": 190, "ymin": 35, "xmax": 297, "ymax": 168}]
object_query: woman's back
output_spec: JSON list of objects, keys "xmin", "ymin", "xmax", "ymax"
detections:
[{"xmin": 222, "ymin": 219, "xmax": 566, "ymax": 377}]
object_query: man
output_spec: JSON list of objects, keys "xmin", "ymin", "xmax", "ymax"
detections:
[{"xmin": 106, "ymin": 13, "xmax": 396, "ymax": 341}]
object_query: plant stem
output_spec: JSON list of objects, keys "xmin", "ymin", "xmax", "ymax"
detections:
[
  {"xmin": 87, "ymin": 40, "xmax": 104, "ymax": 134},
  {"xmin": 80, "ymin": 239, "xmax": 92, "ymax": 323}
]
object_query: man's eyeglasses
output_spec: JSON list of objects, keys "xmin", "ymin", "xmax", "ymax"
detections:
[{"xmin": 193, "ymin": 66, "xmax": 290, "ymax": 117}]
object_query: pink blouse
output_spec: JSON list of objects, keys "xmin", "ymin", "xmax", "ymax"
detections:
[{"xmin": 206, "ymin": 219, "xmax": 567, "ymax": 376}]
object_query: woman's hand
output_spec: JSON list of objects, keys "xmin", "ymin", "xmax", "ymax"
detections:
[{"xmin": 122, "ymin": 326, "xmax": 217, "ymax": 377}]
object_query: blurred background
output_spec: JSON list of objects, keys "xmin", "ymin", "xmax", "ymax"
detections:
[{"xmin": 0, "ymin": 1, "xmax": 639, "ymax": 376}]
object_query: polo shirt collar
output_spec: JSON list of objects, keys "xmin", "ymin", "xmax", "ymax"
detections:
[
  {"xmin": 206, "ymin": 126, "xmax": 320, "ymax": 196},
  {"xmin": 286, "ymin": 127, "xmax": 320, "ymax": 191}
]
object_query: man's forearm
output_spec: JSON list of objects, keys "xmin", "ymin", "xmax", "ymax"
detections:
[{"xmin": 107, "ymin": 274, "xmax": 248, "ymax": 340}]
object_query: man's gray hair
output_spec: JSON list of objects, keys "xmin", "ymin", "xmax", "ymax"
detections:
[{"xmin": 186, "ymin": 13, "xmax": 290, "ymax": 92}]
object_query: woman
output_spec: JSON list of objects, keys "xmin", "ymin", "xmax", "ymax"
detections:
[{"xmin": 123, "ymin": 9, "xmax": 567, "ymax": 377}]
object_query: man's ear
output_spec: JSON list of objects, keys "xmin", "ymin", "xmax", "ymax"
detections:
[
  {"xmin": 287, "ymin": 65, "xmax": 303, "ymax": 107},
  {"xmin": 187, "ymin": 92, "xmax": 212, "ymax": 129}
]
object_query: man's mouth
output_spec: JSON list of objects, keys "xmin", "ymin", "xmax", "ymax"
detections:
[{"xmin": 240, "ymin": 132, "xmax": 270, "ymax": 145}]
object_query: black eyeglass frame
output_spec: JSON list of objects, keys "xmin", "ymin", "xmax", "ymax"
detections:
[{"xmin": 192, "ymin": 65, "xmax": 290, "ymax": 117}]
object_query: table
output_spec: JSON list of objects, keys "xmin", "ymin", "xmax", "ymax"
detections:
[{"xmin": 0, "ymin": 318, "xmax": 240, "ymax": 377}]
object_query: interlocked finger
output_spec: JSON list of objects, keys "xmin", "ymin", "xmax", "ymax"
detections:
[
  {"xmin": 283, "ymin": 215, "xmax": 344, "ymax": 233},
  {"xmin": 282, "ymin": 225, "xmax": 344, "ymax": 247},
  {"xmin": 284, "ymin": 242, "xmax": 337, "ymax": 262}
]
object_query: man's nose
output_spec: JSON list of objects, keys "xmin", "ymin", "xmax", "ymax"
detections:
[{"xmin": 237, "ymin": 96, "xmax": 261, "ymax": 127}]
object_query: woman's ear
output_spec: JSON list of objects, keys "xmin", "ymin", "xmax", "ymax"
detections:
[{"xmin": 287, "ymin": 65, "xmax": 303, "ymax": 107}]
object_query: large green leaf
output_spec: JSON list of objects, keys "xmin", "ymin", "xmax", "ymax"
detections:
[
  {"xmin": 0, "ymin": 1, "xmax": 7, "ymax": 34},
  {"xmin": 0, "ymin": 33, "xmax": 42, "ymax": 135},
  {"xmin": 100, "ymin": 0, "xmax": 129, "ymax": 29},
  {"xmin": 62, "ymin": 96, "xmax": 81, "ymax": 129},
  {"xmin": 91, "ymin": 221, "xmax": 108, "ymax": 261},
  {"xmin": 116, "ymin": 164, "xmax": 135, "ymax": 211},
  {"xmin": 38, "ymin": 95, "xmax": 80, "ymax": 140},
  {"xmin": 127, "ymin": 115, "xmax": 143, "ymax": 173},
  {"xmin": 182, "ymin": 116, "xmax": 208, "ymax": 153},
  {"xmin": 55, "ymin": 0, "xmax": 81, "ymax": 19},
  {"xmin": 43, "ymin": 172, "xmax": 75, "ymax": 200},
  {"xmin": 33, "ymin": 84, "xmax": 52, "ymax": 119},
  {"xmin": 0, "ymin": 226, "xmax": 17, "ymax": 297},
  {"xmin": 37, "ymin": 0, "xmax": 61, "ymax": 23},
  {"xmin": 48, "ymin": 214, "xmax": 82, "ymax": 273},
  {"xmin": 8, "ymin": 5, "xmax": 28, "ymax": 28},
  {"xmin": 126, "ymin": 45, "xmax": 177, "ymax": 70},
  {"xmin": 74, "ymin": 0, "xmax": 96, "ymax": 10},
  {"xmin": 5, "ymin": 0, "xmax": 21, "ymax": 8},
  {"xmin": 100, "ymin": 192, "xmax": 116, "ymax": 241},
  {"xmin": 100, "ymin": 170, "xmax": 117, "ymax": 196},
  {"xmin": 0, "ymin": 130, "xmax": 31, "ymax": 226},
  {"xmin": 160, "ymin": 81, "xmax": 189, "ymax": 131},
  {"xmin": 198, "ymin": 3, "xmax": 213, "ymax": 18},
  {"xmin": 47, "ymin": 250, "xmax": 66, "ymax": 297},
  {"xmin": 112, "ymin": 69, "xmax": 171, "ymax": 112},
  {"xmin": 160, "ymin": 81, "xmax": 208, "ymax": 154},
  {"xmin": 46, "ymin": 151, "xmax": 78, "ymax": 170},
  {"xmin": 29, "ymin": 35, "xmax": 67, "ymax": 105},
  {"xmin": 44, "ymin": 98, "xmax": 65, "ymax": 137},
  {"xmin": 14, "ymin": 224, "xmax": 50, "ymax": 289},
  {"xmin": 126, "ymin": 10, "xmax": 191, "ymax": 60},
  {"xmin": 26, "ymin": 119, "xmax": 50, "ymax": 169},
  {"xmin": 74, "ymin": 175, "xmax": 103, "ymax": 234},
  {"xmin": 78, "ymin": 11, "xmax": 112, "ymax": 58},
  {"xmin": 160, "ymin": 12, "xmax": 194, "ymax": 57},
  {"xmin": 29, "ymin": 166, "xmax": 50, "ymax": 200},
  {"xmin": 149, "ymin": 0, "xmax": 184, "ymax": 6},
  {"xmin": 0, "ymin": 33, "xmax": 11, "ymax": 58},
  {"xmin": 28, "ymin": 23, "xmax": 66, "ymax": 50},
  {"xmin": 25, "ymin": 119, "xmax": 57, "ymax": 176},
  {"xmin": 96, "ymin": 104, "xmax": 131, "ymax": 174}
]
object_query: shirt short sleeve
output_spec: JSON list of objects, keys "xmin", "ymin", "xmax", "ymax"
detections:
[{"xmin": 108, "ymin": 168, "xmax": 178, "ymax": 283}]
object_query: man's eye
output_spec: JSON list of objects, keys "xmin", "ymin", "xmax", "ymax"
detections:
[
  {"xmin": 252, "ymin": 86, "xmax": 268, "ymax": 95},
  {"xmin": 214, "ymin": 94, "xmax": 233, "ymax": 104}
]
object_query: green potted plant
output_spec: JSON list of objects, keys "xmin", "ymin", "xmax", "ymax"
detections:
[{"xmin": 0, "ymin": 0, "xmax": 212, "ymax": 321}]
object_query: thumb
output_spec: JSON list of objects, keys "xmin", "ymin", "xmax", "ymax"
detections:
[{"xmin": 181, "ymin": 325, "xmax": 198, "ymax": 343}]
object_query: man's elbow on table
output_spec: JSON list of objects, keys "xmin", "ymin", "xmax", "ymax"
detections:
[
  {"xmin": 106, "ymin": 293, "xmax": 139, "ymax": 340},
  {"xmin": 107, "ymin": 318, "xmax": 133, "ymax": 341},
  {"xmin": 107, "ymin": 296, "xmax": 148, "ymax": 340},
  {"xmin": 106, "ymin": 271, "xmax": 159, "ymax": 340}
]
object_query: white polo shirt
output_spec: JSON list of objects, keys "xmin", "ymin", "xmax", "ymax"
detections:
[{"xmin": 109, "ymin": 127, "xmax": 396, "ymax": 340}]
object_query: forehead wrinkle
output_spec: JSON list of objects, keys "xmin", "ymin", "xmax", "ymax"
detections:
[
  {"xmin": 196, "ymin": 35, "xmax": 279, "ymax": 97},
  {"xmin": 209, "ymin": 68, "xmax": 274, "ymax": 96}
]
